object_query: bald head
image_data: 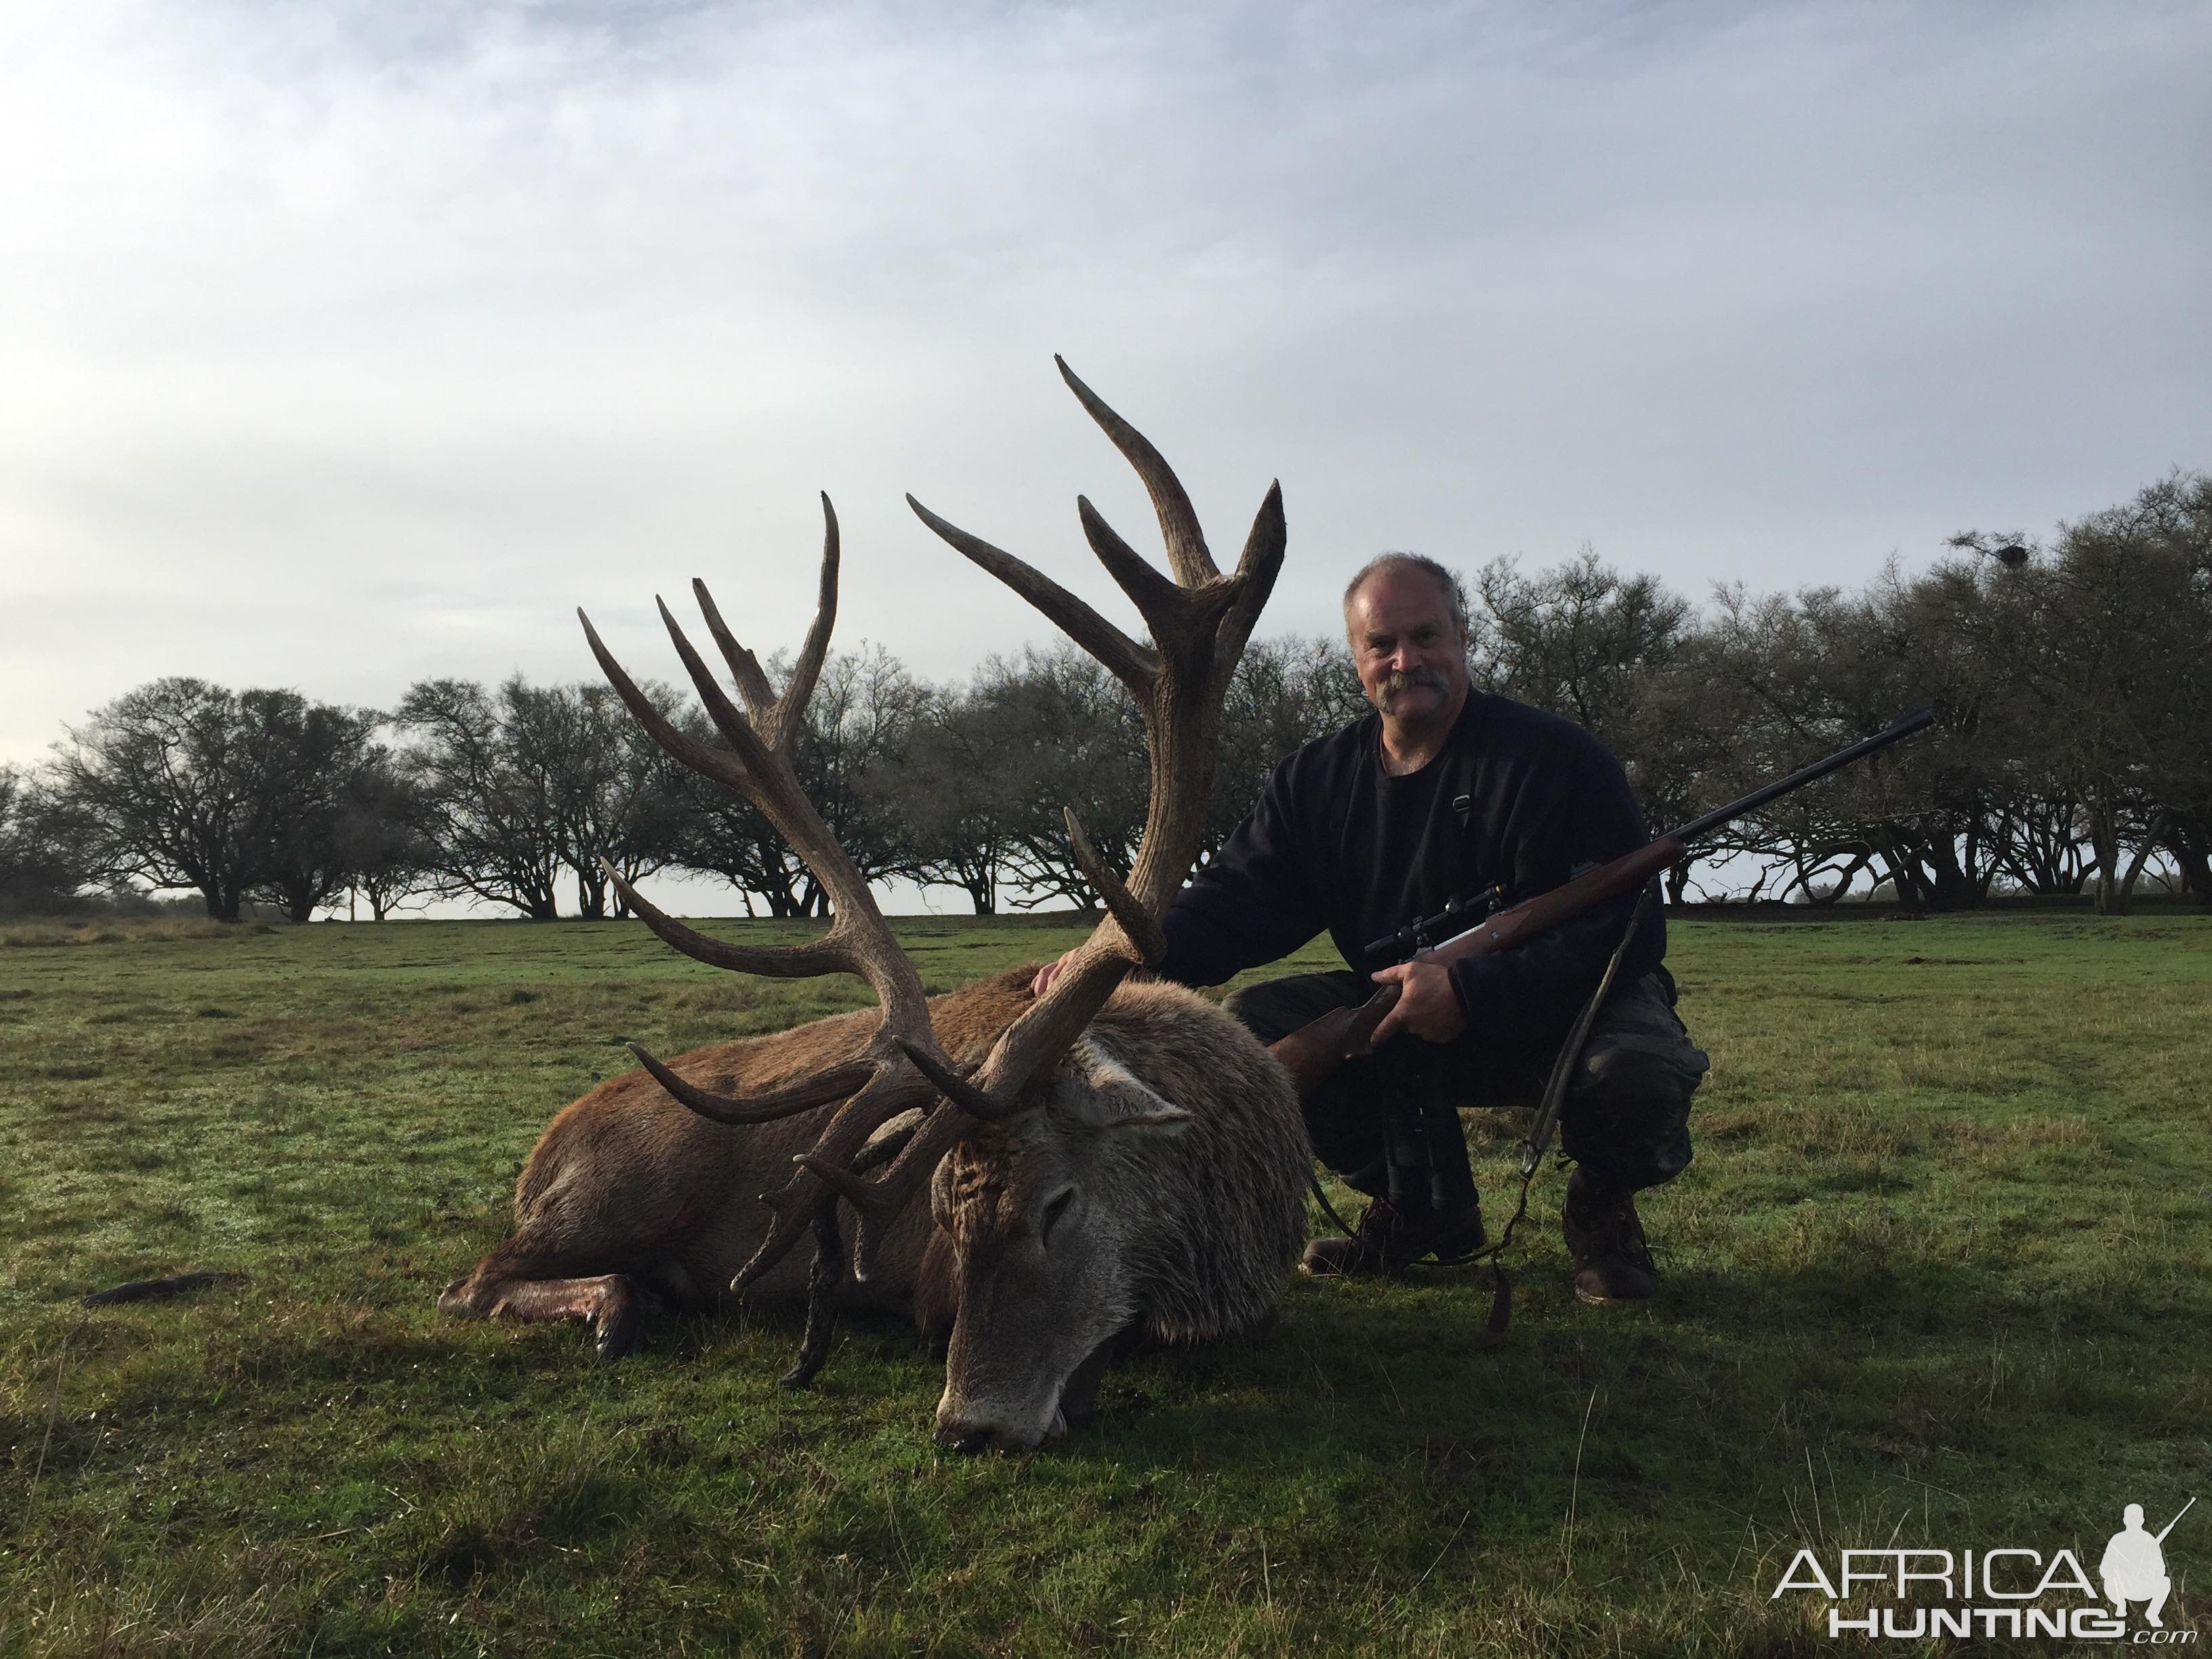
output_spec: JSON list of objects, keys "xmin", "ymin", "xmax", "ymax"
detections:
[{"xmin": 1341, "ymin": 552, "xmax": 1469, "ymax": 641}]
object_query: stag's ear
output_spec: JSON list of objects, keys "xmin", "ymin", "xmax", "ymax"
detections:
[{"xmin": 1064, "ymin": 1038, "xmax": 1193, "ymax": 1135}]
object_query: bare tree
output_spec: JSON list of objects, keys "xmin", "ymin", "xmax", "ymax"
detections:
[
  {"xmin": 981, "ymin": 647, "xmax": 1149, "ymax": 912},
  {"xmin": 541, "ymin": 682, "xmax": 691, "ymax": 920},
  {"xmin": 394, "ymin": 676, "xmax": 689, "ymax": 920},
  {"xmin": 247, "ymin": 694, "xmax": 388, "ymax": 923},
  {"xmin": 1473, "ymin": 549, "xmax": 1692, "ymax": 746},
  {"xmin": 54, "ymin": 679, "xmax": 260, "ymax": 920},
  {"xmin": 1962, "ymin": 470, "xmax": 2212, "ymax": 912},
  {"xmin": 52, "ymin": 679, "xmax": 378, "ymax": 922},
  {"xmin": 668, "ymin": 646, "xmax": 924, "ymax": 917},
  {"xmin": 0, "ymin": 766, "xmax": 84, "ymax": 914},
  {"xmin": 1206, "ymin": 634, "xmax": 1366, "ymax": 859},
  {"xmin": 878, "ymin": 676, "xmax": 1029, "ymax": 915},
  {"xmin": 331, "ymin": 756, "xmax": 442, "ymax": 920},
  {"xmin": 394, "ymin": 678, "xmax": 567, "ymax": 919}
]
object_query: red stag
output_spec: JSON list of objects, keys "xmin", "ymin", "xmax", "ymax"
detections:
[{"xmin": 439, "ymin": 361, "xmax": 1309, "ymax": 1450}]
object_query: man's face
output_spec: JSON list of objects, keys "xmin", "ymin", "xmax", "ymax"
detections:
[{"xmin": 1347, "ymin": 566, "xmax": 1470, "ymax": 724}]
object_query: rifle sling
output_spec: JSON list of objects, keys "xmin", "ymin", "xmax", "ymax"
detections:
[
  {"xmin": 1519, "ymin": 884, "xmax": 1654, "ymax": 1177},
  {"xmin": 1300, "ymin": 887, "xmax": 1656, "ymax": 1351}
]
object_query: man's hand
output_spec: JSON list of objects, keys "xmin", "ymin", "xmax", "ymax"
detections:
[
  {"xmin": 1031, "ymin": 947, "xmax": 1082, "ymax": 998},
  {"xmin": 1368, "ymin": 959, "xmax": 1465, "ymax": 1045}
]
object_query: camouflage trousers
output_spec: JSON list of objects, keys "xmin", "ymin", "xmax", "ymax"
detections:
[{"xmin": 1225, "ymin": 969, "xmax": 1708, "ymax": 1204}]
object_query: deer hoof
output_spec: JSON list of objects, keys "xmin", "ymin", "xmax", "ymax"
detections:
[{"xmin": 593, "ymin": 1309, "xmax": 644, "ymax": 1361}]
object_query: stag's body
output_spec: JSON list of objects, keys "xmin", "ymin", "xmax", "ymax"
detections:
[
  {"xmin": 440, "ymin": 360, "xmax": 1298, "ymax": 1449},
  {"xmin": 438, "ymin": 977, "xmax": 1022, "ymax": 1349},
  {"xmin": 442, "ymin": 968, "xmax": 1309, "ymax": 1443}
]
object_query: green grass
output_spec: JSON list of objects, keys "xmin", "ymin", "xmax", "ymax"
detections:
[{"xmin": 1, "ymin": 912, "xmax": 2207, "ymax": 1656}]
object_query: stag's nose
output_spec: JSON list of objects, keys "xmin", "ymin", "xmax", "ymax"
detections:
[
  {"xmin": 934, "ymin": 1422, "xmax": 998, "ymax": 1456},
  {"xmin": 933, "ymin": 1407, "xmax": 1065, "ymax": 1455}
]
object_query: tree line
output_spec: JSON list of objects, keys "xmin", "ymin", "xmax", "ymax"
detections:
[{"xmin": 6, "ymin": 472, "xmax": 2205, "ymax": 922}]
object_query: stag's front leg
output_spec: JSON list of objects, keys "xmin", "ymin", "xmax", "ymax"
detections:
[{"xmin": 438, "ymin": 1269, "xmax": 646, "ymax": 1360}]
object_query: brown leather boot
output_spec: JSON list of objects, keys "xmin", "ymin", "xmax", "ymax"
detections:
[
  {"xmin": 1301, "ymin": 1197, "xmax": 1486, "ymax": 1277},
  {"xmin": 1561, "ymin": 1168, "xmax": 1658, "ymax": 1303}
]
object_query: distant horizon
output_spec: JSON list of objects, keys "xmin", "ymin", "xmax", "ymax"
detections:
[{"xmin": 14, "ymin": 473, "xmax": 2195, "ymax": 752}]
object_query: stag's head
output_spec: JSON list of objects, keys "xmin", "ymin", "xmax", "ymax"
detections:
[
  {"xmin": 583, "ymin": 359, "xmax": 1284, "ymax": 1450},
  {"xmin": 917, "ymin": 1033, "xmax": 1197, "ymax": 1451}
]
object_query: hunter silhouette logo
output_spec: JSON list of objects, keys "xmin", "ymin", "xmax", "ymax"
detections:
[
  {"xmin": 1769, "ymin": 1494, "xmax": 2198, "ymax": 1641},
  {"xmin": 2103, "ymin": 1498, "xmax": 2193, "ymax": 1630}
]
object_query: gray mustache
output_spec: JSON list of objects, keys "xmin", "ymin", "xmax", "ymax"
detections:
[{"xmin": 1380, "ymin": 668, "xmax": 1450, "ymax": 701}]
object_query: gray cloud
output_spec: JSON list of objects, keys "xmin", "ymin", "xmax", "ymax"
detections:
[{"xmin": 3, "ymin": 0, "xmax": 2207, "ymax": 766}]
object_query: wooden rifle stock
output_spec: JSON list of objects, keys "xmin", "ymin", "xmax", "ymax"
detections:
[
  {"xmin": 1267, "ymin": 835, "xmax": 1682, "ymax": 1094},
  {"xmin": 1265, "ymin": 708, "xmax": 1934, "ymax": 1096}
]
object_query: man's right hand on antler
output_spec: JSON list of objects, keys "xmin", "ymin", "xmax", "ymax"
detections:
[{"xmin": 1031, "ymin": 948, "xmax": 1083, "ymax": 998}]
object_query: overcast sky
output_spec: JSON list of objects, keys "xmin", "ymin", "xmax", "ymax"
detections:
[{"xmin": 5, "ymin": 0, "xmax": 2208, "ymax": 777}]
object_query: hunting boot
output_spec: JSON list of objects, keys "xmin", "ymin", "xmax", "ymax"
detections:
[
  {"xmin": 1300, "ymin": 1195, "xmax": 1486, "ymax": 1277},
  {"xmin": 1561, "ymin": 1167, "xmax": 1658, "ymax": 1303},
  {"xmin": 1302, "ymin": 1095, "xmax": 1484, "ymax": 1276}
]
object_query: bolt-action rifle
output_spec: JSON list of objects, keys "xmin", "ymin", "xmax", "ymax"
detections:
[{"xmin": 1267, "ymin": 708, "xmax": 1937, "ymax": 1098}]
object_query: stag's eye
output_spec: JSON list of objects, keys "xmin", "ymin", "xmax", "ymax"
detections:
[{"xmin": 1040, "ymin": 1187, "xmax": 1076, "ymax": 1246}]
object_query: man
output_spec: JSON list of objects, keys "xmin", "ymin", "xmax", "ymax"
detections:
[
  {"xmin": 2100, "ymin": 1504, "xmax": 2173, "ymax": 1628},
  {"xmin": 1038, "ymin": 552, "xmax": 1707, "ymax": 1300}
]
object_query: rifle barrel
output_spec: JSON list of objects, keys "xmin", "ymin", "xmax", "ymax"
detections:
[
  {"xmin": 1267, "ymin": 705, "xmax": 1939, "ymax": 1093},
  {"xmin": 2156, "ymin": 1494, "xmax": 2196, "ymax": 1544},
  {"xmin": 1671, "ymin": 708, "xmax": 1933, "ymax": 846}
]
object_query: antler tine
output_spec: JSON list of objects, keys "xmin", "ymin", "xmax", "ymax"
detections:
[
  {"xmin": 1075, "ymin": 495, "xmax": 1241, "ymax": 659},
  {"xmin": 626, "ymin": 1041, "xmax": 874, "ymax": 1125},
  {"xmin": 750, "ymin": 820, "xmax": 1153, "ymax": 1292},
  {"xmin": 579, "ymin": 610, "xmax": 753, "ymax": 794},
  {"xmin": 808, "ymin": 933, "xmax": 1155, "ymax": 1286},
  {"xmin": 733, "ymin": 1062, "xmax": 941, "ymax": 1289},
  {"xmin": 830, "ymin": 936, "xmax": 1137, "ymax": 1284},
  {"xmin": 690, "ymin": 579, "xmax": 778, "ymax": 732},
  {"xmin": 771, "ymin": 495, "xmax": 841, "ymax": 754},
  {"xmin": 1062, "ymin": 808, "xmax": 1166, "ymax": 966},
  {"xmin": 823, "ymin": 1104, "xmax": 968, "ymax": 1282},
  {"xmin": 1055, "ymin": 354, "xmax": 1217, "ymax": 586},
  {"xmin": 890, "ymin": 1035, "xmax": 1019, "ymax": 1122},
  {"xmin": 688, "ymin": 493, "xmax": 842, "ymax": 747},
  {"xmin": 1208, "ymin": 480, "xmax": 1288, "ymax": 699},
  {"xmin": 751, "ymin": 857, "xmax": 1154, "ymax": 1291},
  {"xmin": 905, "ymin": 495, "xmax": 1160, "ymax": 695},
  {"xmin": 603, "ymin": 861, "xmax": 851, "ymax": 979},
  {"xmin": 642, "ymin": 595, "xmax": 934, "ymax": 1028},
  {"xmin": 657, "ymin": 597, "xmax": 779, "ymax": 781},
  {"xmin": 750, "ymin": 804, "xmax": 1158, "ymax": 1282}
]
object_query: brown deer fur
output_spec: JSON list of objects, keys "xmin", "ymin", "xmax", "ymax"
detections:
[
  {"xmin": 439, "ymin": 966, "xmax": 1311, "ymax": 1444},
  {"xmin": 441, "ymin": 362, "xmax": 1302, "ymax": 1449}
]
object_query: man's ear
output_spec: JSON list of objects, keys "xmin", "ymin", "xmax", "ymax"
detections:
[{"xmin": 1064, "ymin": 1038, "xmax": 1194, "ymax": 1134}]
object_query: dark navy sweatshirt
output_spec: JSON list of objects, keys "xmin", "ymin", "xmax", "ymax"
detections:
[{"xmin": 1156, "ymin": 691, "xmax": 1668, "ymax": 1050}]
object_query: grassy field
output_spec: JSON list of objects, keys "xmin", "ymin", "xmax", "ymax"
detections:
[{"xmin": 1, "ymin": 909, "xmax": 2207, "ymax": 1656}]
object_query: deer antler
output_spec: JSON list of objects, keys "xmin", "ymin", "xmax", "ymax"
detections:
[
  {"xmin": 754, "ymin": 359, "xmax": 1284, "ymax": 1285},
  {"xmin": 579, "ymin": 497, "xmax": 952, "ymax": 1126},
  {"xmin": 588, "ymin": 362, "xmax": 1284, "ymax": 1306}
]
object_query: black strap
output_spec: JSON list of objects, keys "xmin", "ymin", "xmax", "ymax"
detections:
[
  {"xmin": 1307, "ymin": 886, "xmax": 1658, "ymax": 1346},
  {"xmin": 1519, "ymin": 885, "xmax": 1654, "ymax": 1177}
]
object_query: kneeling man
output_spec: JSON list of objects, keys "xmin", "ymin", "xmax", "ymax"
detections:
[{"xmin": 1042, "ymin": 552, "xmax": 1706, "ymax": 1299}]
